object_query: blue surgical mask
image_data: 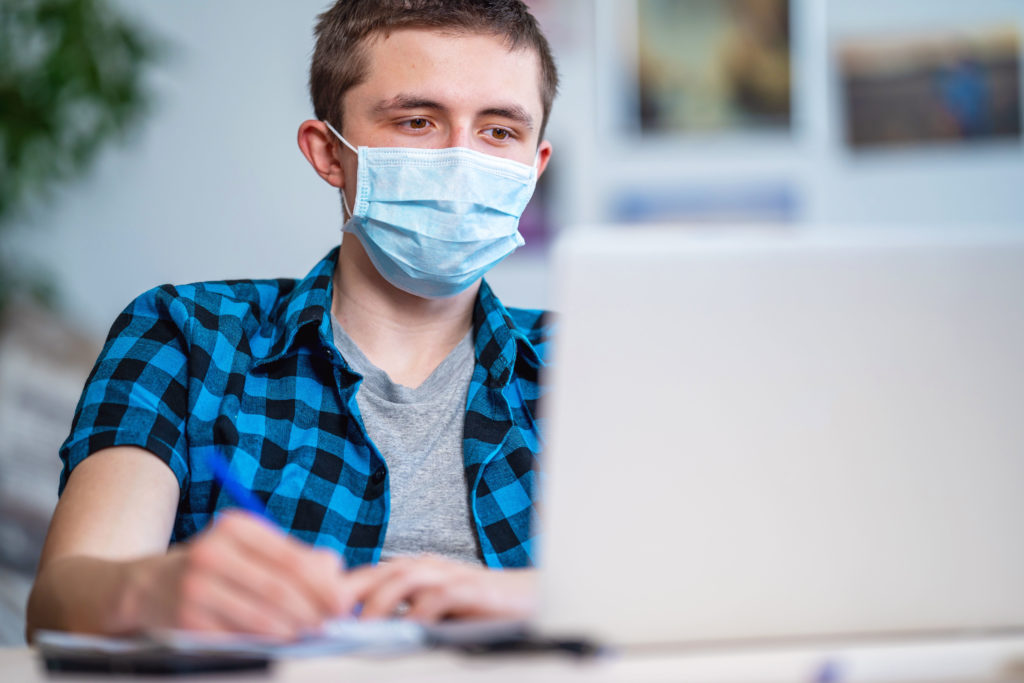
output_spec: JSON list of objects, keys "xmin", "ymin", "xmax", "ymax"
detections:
[{"xmin": 324, "ymin": 120, "xmax": 537, "ymax": 298}]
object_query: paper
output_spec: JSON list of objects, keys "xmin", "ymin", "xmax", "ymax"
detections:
[{"xmin": 35, "ymin": 617, "xmax": 427, "ymax": 659}]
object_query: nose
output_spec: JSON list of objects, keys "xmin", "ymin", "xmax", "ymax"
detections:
[{"xmin": 446, "ymin": 125, "xmax": 473, "ymax": 150}]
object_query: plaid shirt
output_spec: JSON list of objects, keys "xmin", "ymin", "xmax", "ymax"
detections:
[{"xmin": 59, "ymin": 248, "xmax": 551, "ymax": 569}]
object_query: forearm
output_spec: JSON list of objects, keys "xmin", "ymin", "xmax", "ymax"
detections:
[{"xmin": 26, "ymin": 554, "xmax": 150, "ymax": 642}]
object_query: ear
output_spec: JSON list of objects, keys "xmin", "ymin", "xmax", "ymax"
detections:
[
  {"xmin": 535, "ymin": 139, "xmax": 553, "ymax": 179},
  {"xmin": 297, "ymin": 120, "xmax": 344, "ymax": 188}
]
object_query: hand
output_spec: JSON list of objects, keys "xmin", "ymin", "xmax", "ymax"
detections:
[
  {"xmin": 346, "ymin": 555, "xmax": 537, "ymax": 622},
  {"xmin": 118, "ymin": 509, "xmax": 350, "ymax": 639}
]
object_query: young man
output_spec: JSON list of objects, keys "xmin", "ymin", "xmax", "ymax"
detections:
[{"xmin": 27, "ymin": 0, "xmax": 556, "ymax": 639}]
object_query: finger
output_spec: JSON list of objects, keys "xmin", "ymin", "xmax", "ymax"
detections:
[
  {"xmin": 404, "ymin": 586, "xmax": 453, "ymax": 623},
  {"xmin": 188, "ymin": 534, "xmax": 324, "ymax": 632},
  {"xmin": 175, "ymin": 600, "xmax": 234, "ymax": 634},
  {"xmin": 343, "ymin": 562, "xmax": 403, "ymax": 601},
  {"xmin": 179, "ymin": 569, "xmax": 298, "ymax": 639},
  {"xmin": 358, "ymin": 563, "xmax": 448, "ymax": 620},
  {"xmin": 213, "ymin": 511, "xmax": 348, "ymax": 616},
  {"xmin": 267, "ymin": 542, "xmax": 350, "ymax": 618},
  {"xmin": 307, "ymin": 547, "xmax": 354, "ymax": 615},
  {"xmin": 340, "ymin": 562, "xmax": 408, "ymax": 618},
  {"xmin": 229, "ymin": 514, "xmax": 348, "ymax": 615}
]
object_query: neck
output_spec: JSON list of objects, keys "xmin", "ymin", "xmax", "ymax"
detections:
[{"xmin": 331, "ymin": 235, "xmax": 477, "ymax": 388}]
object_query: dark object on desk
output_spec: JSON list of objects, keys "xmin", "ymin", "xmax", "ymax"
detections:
[
  {"xmin": 451, "ymin": 635, "xmax": 603, "ymax": 658},
  {"xmin": 41, "ymin": 650, "xmax": 271, "ymax": 676},
  {"xmin": 423, "ymin": 619, "xmax": 603, "ymax": 658}
]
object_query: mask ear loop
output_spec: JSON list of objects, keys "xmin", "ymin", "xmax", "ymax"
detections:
[{"xmin": 322, "ymin": 120, "xmax": 358, "ymax": 221}]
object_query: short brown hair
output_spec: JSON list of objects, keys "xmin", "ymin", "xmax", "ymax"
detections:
[{"xmin": 310, "ymin": 0, "xmax": 559, "ymax": 140}]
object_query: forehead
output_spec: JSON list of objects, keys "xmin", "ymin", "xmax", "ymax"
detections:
[{"xmin": 355, "ymin": 28, "xmax": 544, "ymax": 119}]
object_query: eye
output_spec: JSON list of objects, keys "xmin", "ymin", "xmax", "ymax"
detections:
[
  {"xmin": 399, "ymin": 117, "xmax": 432, "ymax": 132},
  {"xmin": 486, "ymin": 127, "xmax": 512, "ymax": 141}
]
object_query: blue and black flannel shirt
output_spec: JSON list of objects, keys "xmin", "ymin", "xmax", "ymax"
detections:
[{"xmin": 59, "ymin": 247, "xmax": 551, "ymax": 568}]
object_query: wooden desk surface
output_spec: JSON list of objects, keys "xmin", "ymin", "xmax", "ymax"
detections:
[{"xmin": 4, "ymin": 634, "xmax": 1024, "ymax": 682}]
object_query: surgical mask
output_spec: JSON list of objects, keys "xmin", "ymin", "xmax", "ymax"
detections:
[{"xmin": 323, "ymin": 120, "xmax": 537, "ymax": 298}]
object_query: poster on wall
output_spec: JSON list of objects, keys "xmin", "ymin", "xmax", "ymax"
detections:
[
  {"xmin": 634, "ymin": 0, "xmax": 792, "ymax": 135},
  {"xmin": 838, "ymin": 27, "xmax": 1022, "ymax": 149}
]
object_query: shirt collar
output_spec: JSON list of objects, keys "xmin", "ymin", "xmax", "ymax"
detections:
[
  {"xmin": 472, "ymin": 279, "xmax": 545, "ymax": 389},
  {"xmin": 255, "ymin": 247, "xmax": 339, "ymax": 370}
]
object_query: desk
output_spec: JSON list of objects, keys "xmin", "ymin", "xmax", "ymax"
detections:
[{"xmin": 4, "ymin": 635, "xmax": 1024, "ymax": 682}]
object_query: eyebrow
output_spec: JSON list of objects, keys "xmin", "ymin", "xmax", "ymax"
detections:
[
  {"xmin": 480, "ymin": 105, "xmax": 535, "ymax": 131},
  {"xmin": 373, "ymin": 94, "xmax": 535, "ymax": 131}
]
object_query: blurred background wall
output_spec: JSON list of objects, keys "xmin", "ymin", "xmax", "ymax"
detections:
[
  {"xmin": 0, "ymin": 0, "xmax": 1022, "ymax": 643},
  {"xmin": 8, "ymin": 0, "xmax": 1024, "ymax": 339}
]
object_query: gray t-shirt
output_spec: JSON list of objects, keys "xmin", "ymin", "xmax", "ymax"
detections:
[{"xmin": 331, "ymin": 318, "xmax": 483, "ymax": 565}]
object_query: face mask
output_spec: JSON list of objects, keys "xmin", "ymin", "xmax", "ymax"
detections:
[{"xmin": 323, "ymin": 120, "xmax": 538, "ymax": 298}]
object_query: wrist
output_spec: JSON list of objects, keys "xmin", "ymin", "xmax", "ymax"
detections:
[{"xmin": 110, "ymin": 555, "xmax": 158, "ymax": 634}]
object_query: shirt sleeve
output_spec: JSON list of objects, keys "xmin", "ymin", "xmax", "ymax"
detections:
[{"xmin": 59, "ymin": 285, "xmax": 192, "ymax": 496}]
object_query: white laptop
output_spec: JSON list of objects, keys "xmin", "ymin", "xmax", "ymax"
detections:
[{"xmin": 536, "ymin": 226, "xmax": 1024, "ymax": 647}]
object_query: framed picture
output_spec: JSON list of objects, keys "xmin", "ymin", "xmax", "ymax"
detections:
[
  {"xmin": 624, "ymin": 0, "xmax": 793, "ymax": 135},
  {"xmin": 838, "ymin": 27, "xmax": 1022, "ymax": 149}
]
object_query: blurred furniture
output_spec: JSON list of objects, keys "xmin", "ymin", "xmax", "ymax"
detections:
[{"xmin": 0, "ymin": 301, "xmax": 98, "ymax": 645}]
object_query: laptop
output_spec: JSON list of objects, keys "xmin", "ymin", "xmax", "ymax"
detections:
[{"xmin": 536, "ymin": 226, "xmax": 1024, "ymax": 647}]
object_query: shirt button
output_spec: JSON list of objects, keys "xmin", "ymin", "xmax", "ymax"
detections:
[{"xmin": 372, "ymin": 467, "xmax": 386, "ymax": 485}]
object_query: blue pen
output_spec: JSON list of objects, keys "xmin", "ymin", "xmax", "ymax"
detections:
[
  {"xmin": 204, "ymin": 449, "xmax": 277, "ymax": 525},
  {"xmin": 206, "ymin": 447, "xmax": 357, "ymax": 618}
]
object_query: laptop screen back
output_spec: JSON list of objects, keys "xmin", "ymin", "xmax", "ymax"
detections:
[{"xmin": 537, "ymin": 227, "xmax": 1024, "ymax": 647}]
